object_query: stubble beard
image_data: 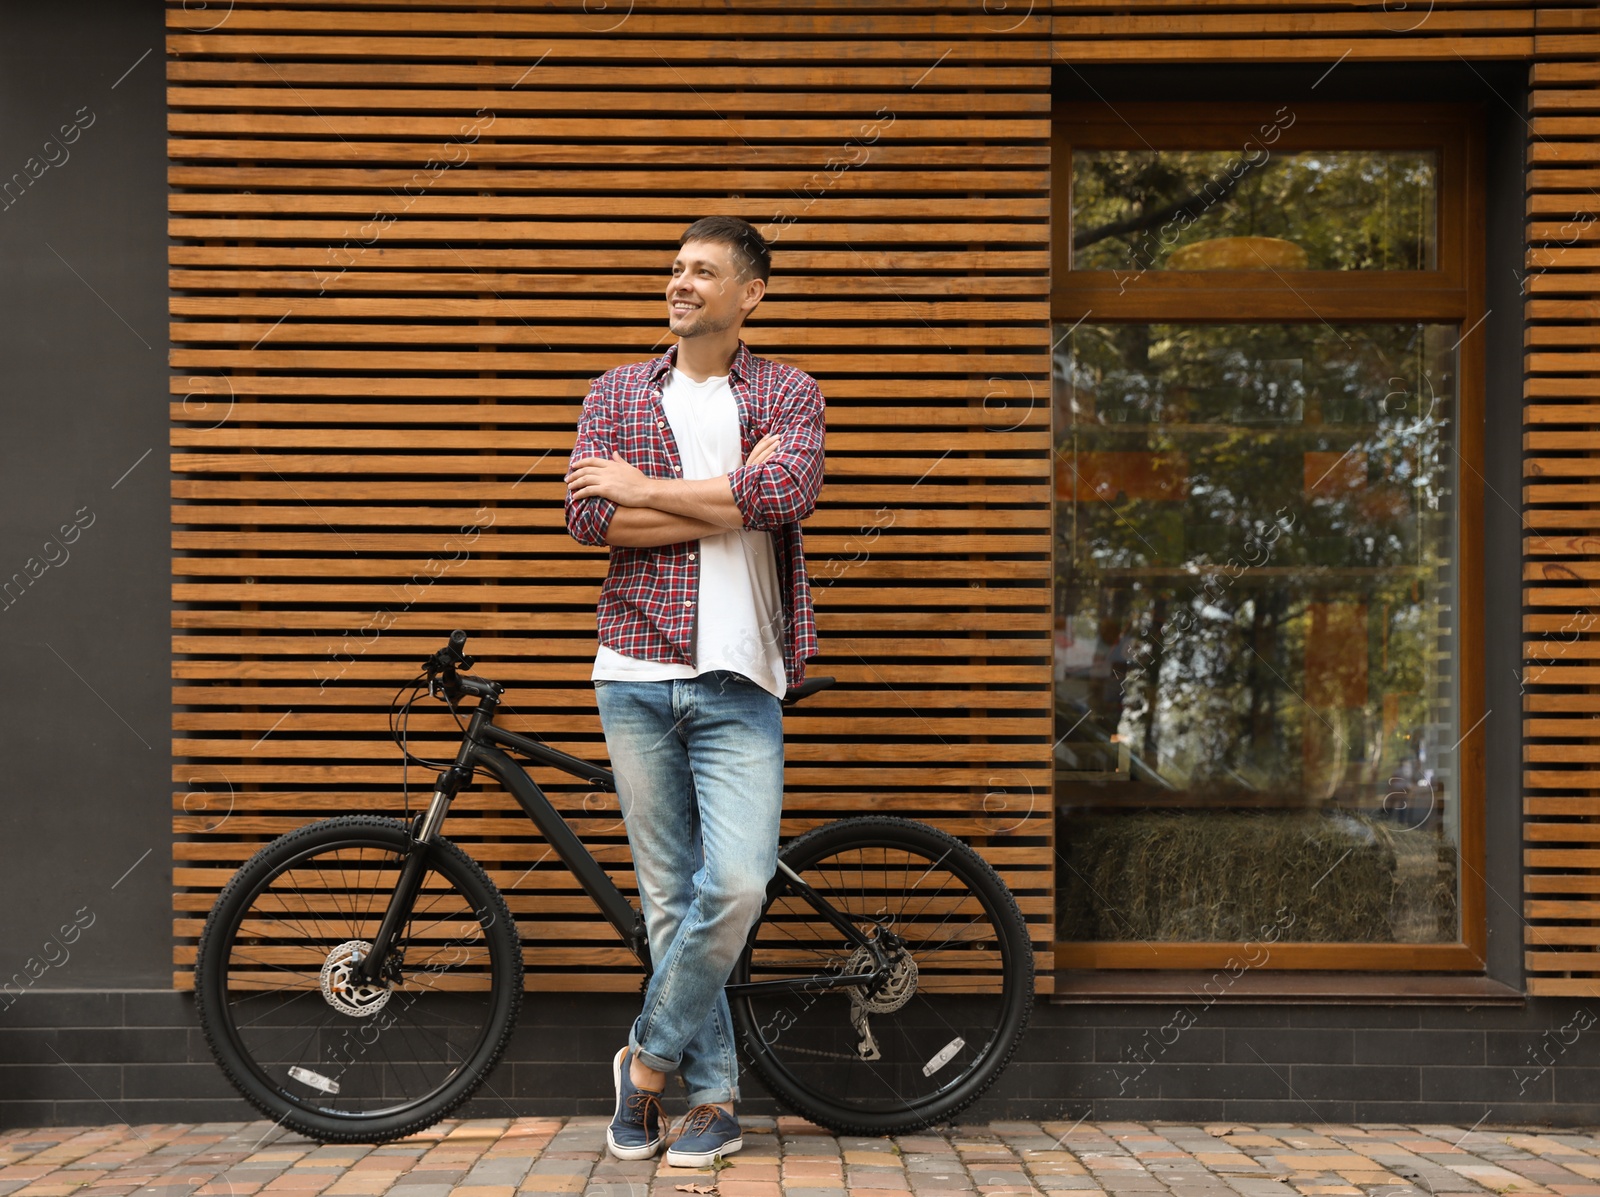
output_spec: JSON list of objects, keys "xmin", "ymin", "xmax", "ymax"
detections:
[{"xmin": 671, "ymin": 305, "xmax": 739, "ymax": 340}]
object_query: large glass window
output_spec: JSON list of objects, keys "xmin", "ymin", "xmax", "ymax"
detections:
[
  {"xmin": 1052, "ymin": 103, "xmax": 1486, "ymax": 972},
  {"xmin": 1054, "ymin": 322, "xmax": 1459, "ymax": 944}
]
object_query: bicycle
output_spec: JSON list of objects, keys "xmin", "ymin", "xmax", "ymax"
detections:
[{"xmin": 194, "ymin": 631, "xmax": 1034, "ymax": 1143}]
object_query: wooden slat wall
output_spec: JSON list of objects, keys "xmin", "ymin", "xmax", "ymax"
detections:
[
  {"xmin": 166, "ymin": 1, "xmax": 1055, "ymax": 992},
  {"xmin": 1521, "ymin": 9, "xmax": 1600, "ymax": 994},
  {"xmin": 169, "ymin": 0, "xmax": 1600, "ymax": 997}
]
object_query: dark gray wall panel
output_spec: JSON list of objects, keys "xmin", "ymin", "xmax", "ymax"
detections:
[{"xmin": 0, "ymin": 0, "xmax": 170, "ymax": 992}]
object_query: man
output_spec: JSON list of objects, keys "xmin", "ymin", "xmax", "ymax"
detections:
[{"xmin": 563, "ymin": 216, "xmax": 825, "ymax": 1165}]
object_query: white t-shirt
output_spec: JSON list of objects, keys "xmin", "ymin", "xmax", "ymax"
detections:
[{"xmin": 592, "ymin": 366, "xmax": 788, "ymax": 699}]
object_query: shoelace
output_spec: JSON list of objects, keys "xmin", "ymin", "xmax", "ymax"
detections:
[
  {"xmin": 627, "ymin": 1088, "xmax": 664, "ymax": 1129},
  {"xmin": 681, "ymin": 1104, "xmax": 724, "ymax": 1137}
]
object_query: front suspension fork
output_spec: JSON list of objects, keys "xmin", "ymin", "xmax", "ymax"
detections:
[{"xmin": 354, "ymin": 768, "xmax": 463, "ymax": 985}]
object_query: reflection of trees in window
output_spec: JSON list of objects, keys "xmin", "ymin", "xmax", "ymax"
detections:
[
  {"xmin": 1073, "ymin": 150, "xmax": 1437, "ymax": 272},
  {"xmin": 1054, "ymin": 322, "xmax": 1457, "ymax": 943}
]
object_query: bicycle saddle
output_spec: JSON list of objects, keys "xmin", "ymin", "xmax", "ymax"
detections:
[{"xmin": 782, "ymin": 675, "xmax": 836, "ymax": 707}]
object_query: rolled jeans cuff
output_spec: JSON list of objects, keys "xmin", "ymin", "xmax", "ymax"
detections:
[
  {"xmin": 628, "ymin": 1031, "xmax": 740, "ymax": 1107},
  {"xmin": 686, "ymin": 1083, "xmax": 739, "ymax": 1106},
  {"xmin": 627, "ymin": 1037, "xmax": 678, "ymax": 1078}
]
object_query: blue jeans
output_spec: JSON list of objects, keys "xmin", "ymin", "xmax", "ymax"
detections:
[{"xmin": 593, "ymin": 670, "xmax": 785, "ymax": 1106}]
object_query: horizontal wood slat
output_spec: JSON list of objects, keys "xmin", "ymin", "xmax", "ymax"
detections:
[
  {"xmin": 1047, "ymin": 0, "xmax": 1597, "ymax": 61},
  {"xmin": 167, "ymin": 34, "xmax": 1049, "ymax": 62},
  {"xmin": 167, "ymin": 1, "xmax": 1054, "ymax": 996}
]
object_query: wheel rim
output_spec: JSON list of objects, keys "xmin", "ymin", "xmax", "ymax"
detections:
[
  {"xmin": 736, "ymin": 834, "xmax": 1020, "ymax": 1117},
  {"xmin": 210, "ymin": 834, "xmax": 506, "ymax": 1121}
]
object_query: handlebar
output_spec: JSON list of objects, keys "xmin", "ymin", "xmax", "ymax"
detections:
[
  {"xmin": 420, "ymin": 630, "xmax": 836, "ymax": 707},
  {"xmin": 422, "ymin": 630, "xmax": 499, "ymax": 702}
]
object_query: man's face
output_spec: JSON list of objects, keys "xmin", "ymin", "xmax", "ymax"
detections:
[{"xmin": 665, "ymin": 239, "xmax": 763, "ymax": 339}]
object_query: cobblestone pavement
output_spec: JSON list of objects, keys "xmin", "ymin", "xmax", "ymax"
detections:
[{"xmin": 5, "ymin": 1119, "xmax": 1600, "ymax": 1197}]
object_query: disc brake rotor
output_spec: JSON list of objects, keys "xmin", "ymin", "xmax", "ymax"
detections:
[
  {"xmin": 320, "ymin": 940, "xmax": 393, "ymax": 1017},
  {"xmin": 845, "ymin": 942, "xmax": 918, "ymax": 1013}
]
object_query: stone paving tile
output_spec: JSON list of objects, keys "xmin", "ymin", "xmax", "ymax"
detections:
[{"xmin": 11, "ymin": 1123, "xmax": 1600, "ymax": 1197}]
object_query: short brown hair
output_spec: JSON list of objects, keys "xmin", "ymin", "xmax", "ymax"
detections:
[{"xmin": 679, "ymin": 216, "xmax": 771, "ymax": 284}]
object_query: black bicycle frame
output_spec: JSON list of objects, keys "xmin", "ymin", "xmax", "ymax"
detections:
[
  {"xmin": 474, "ymin": 723, "xmax": 647, "ymax": 964},
  {"xmin": 359, "ymin": 687, "xmax": 888, "ymax": 1000}
]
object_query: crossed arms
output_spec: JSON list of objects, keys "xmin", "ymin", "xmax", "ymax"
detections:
[{"xmin": 564, "ymin": 375, "xmax": 825, "ymax": 550}]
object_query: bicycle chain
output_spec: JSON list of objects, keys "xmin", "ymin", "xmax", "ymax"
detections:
[{"xmin": 767, "ymin": 1041, "xmax": 869, "ymax": 1062}]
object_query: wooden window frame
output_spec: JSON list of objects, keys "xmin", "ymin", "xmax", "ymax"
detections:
[{"xmin": 1050, "ymin": 100, "xmax": 1488, "ymax": 973}]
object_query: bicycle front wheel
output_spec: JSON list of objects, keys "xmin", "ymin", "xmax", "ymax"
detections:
[
  {"xmin": 731, "ymin": 817, "xmax": 1033, "ymax": 1134},
  {"xmin": 194, "ymin": 816, "xmax": 522, "ymax": 1143}
]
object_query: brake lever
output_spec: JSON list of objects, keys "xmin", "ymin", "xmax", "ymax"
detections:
[{"xmin": 425, "ymin": 663, "xmax": 456, "ymax": 702}]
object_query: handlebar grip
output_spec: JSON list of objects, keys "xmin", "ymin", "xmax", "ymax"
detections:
[{"xmin": 449, "ymin": 630, "xmax": 468, "ymax": 650}]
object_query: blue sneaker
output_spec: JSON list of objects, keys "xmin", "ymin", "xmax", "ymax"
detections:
[
  {"xmin": 665, "ymin": 1104, "xmax": 743, "ymax": 1168},
  {"xmin": 606, "ymin": 1046, "xmax": 665, "ymax": 1160}
]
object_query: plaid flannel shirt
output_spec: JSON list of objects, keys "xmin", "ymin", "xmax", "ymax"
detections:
[{"xmin": 565, "ymin": 339, "xmax": 824, "ymax": 687}]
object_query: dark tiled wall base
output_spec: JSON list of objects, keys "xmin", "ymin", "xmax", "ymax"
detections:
[{"xmin": 6, "ymin": 991, "xmax": 1600, "ymax": 1128}]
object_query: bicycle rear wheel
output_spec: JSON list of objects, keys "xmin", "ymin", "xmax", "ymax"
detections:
[
  {"xmin": 730, "ymin": 817, "xmax": 1033, "ymax": 1134},
  {"xmin": 194, "ymin": 816, "xmax": 522, "ymax": 1143}
]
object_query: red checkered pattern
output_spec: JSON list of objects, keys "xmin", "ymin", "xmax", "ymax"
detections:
[{"xmin": 565, "ymin": 339, "xmax": 825, "ymax": 686}]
